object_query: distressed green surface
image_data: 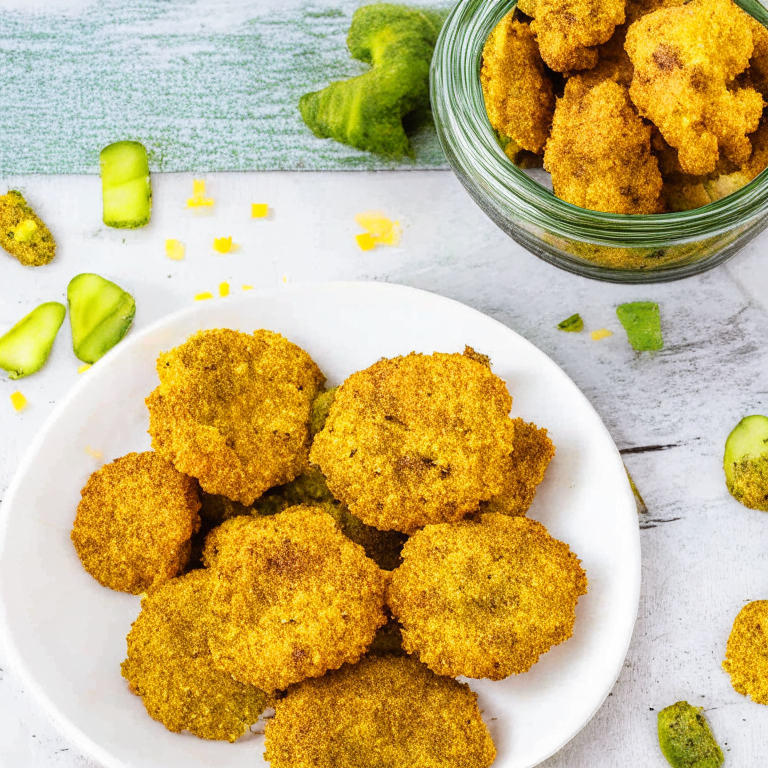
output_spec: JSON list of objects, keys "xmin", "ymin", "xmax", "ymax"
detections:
[{"xmin": 0, "ymin": 0, "xmax": 450, "ymax": 174}]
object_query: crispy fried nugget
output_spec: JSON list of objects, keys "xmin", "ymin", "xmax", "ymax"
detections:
[
  {"xmin": 705, "ymin": 119, "xmax": 768, "ymax": 202},
  {"xmin": 388, "ymin": 514, "xmax": 588, "ymax": 679},
  {"xmin": 481, "ymin": 418, "xmax": 555, "ymax": 516},
  {"xmin": 626, "ymin": 0, "xmax": 764, "ymax": 177},
  {"xmin": 121, "ymin": 570, "xmax": 268, "ymax": 741},
  {"xmin": 530, "ymin": 0, "xmax": 625, "ymax": 73},
  {"xmin": 147, "ymin": 329, "xmax": 324, "ymax": 505},
  {"xmin": 310, "ymin": 351, "xmax": 515, "ymax": 534},
  {"xmin": 625, "ymin": 0, "xmax": 685, "ymax": 24},
  {"xmin": 722, "ymin": 600, "xmax": 768, "ymax": 705},
  {"xmin": 570, "ymin": 24, "xmax": 634, "ymax": 88},
  {"xmin": 544, "ymin": 78, "xmax": 664, "ymax": 213},
  {"xmin": 71, "ymin": 452, "xmax": 200, "ymax": 594},
  {"xmin": 744, "ymin": 15, "xmax": 768, "ymax": 97},
  {"xmin": 206, "ymin": 506, "xmax": 387, "ymax": 692},
  {"xmin": 264, "ymin": 656, "xmax": 496, "ymax": 768},
  {"xmin": 481, "ymin": 14, "xmax": 555, "ymax": 157},
  {"xmin": 0, "ymin": 190, "xmax": 56, "ymax": 267}
]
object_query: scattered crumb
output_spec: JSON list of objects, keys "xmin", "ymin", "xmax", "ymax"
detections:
[
  {"xmin": 219, "ymin": 282, "xmax": 230, "ymax": 298},
  {"xmin": 78, "ymin": 364, "xmax": 92, "ymax": 374},
  {"xmin": 591, "ymin": 329, "xmax": 613, "ymax": 341},
  {"xmin": 85, "ymin": 445, "xmax": 104, "ymax": 460},
  {"xmin": 10, "ymin": 391, "xmax": 27, "ymax": 412},
  {"xmin": 165, "ymin": 239, "xmax": 185, "ymax": 261},
  {"xmin": 195, "ymin": 292, "xmax": 214, "ymax": 301},
  {"xmin": 282, "ymin": 275, "xmax": 289, "ymax": 283},
  {"xmin": 242, "ymin": 284, "xmax": 254, "ymax": 291},
  {"xmin": 356, "ymin": 232, "xmax": 377, "ymax": 251},
  {"xmin": 557, "ymin": 314, "xmax": 584, "ymax": 333},
  {"xmin": 213, "ymin": 237, "xmax": 234, "ymax": 254},
  {"xmin": 187, "ymin": 179, "xmax": 214, "ymax": 208},
  {"xmin": 355, "ymin": 211, "xmax": 401, "ymax": 247},
  {"xmin": 252, "ymin": 203, "xmax": 269, "ymax": 218}
]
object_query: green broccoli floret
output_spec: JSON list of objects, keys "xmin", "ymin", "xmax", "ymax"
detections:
[
  {"xmin": 0, "ymin": 191, "xmax": 56, "ymax": 267},
  {"xmin": 657, "ymin": 701, "xmax": 723, "ymax": 768},
  {"xmin": 724, "ymin": 415, "xmax": 768, "ymax": 511},
  {"xmin": 616, "ymin": 302, "xmax": 663, "ymax": 351},
  {"xmin": 299, "ymin": 4, "xmax": 442, "ymax": 158},
  {"xmin": 557, "ymin": 313, "xmax": 584, "ymax": 332}
]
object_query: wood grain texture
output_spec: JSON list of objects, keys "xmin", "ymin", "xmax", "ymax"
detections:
[
  {"xmin": 0, "ymin": 0, "xmax": 449, "ymax": 174},
  {"xmin": 0, "ymin": 171, "xmax": 767, "ymax": 766}
]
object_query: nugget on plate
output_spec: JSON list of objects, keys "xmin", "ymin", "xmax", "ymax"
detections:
[
  {"xmin": 388, "ymin": 514, "xmax": 588, "ymax": 679},
  {"xmin": 310, "ymin": 351, "xmax": 515, "ymax": 534},
  {"xmin": 544, "ymin": 78, "xmax": 664, "ymax": 213},
  {"xmin": 264, "ymin": 655, "xmax": 496, "ymax": 768},
  {"xmin": 147, "ymin": 329, "xmax": 324, "ymax": 505},
  {"xmin": 625, "ymin": 0, "xmax": 764, "ymax": 177},
  {"xmin": 481, "ymin": 13, "xmax": 555, "ymax": 160},
  {"xmin": 121, "ymin": 570, "xmax": 268, "ymax": 741},
  {"xmin": 529, "ymin": 0, "xmax": 625, "ymax": 72},
  {"xmin": 206, "ymin": 506, "xmax": 387, "ymax": 692},
  {"xmin": 71, "ymin": 451, "xmax": 200, "ymax": 594},
  {"xmin": 481, "ymin": 418, "xmax": 555, "ymax": 516},
  {"xmin": 723, "ymin": 600, "xmax": 768, "ymax": 704}
]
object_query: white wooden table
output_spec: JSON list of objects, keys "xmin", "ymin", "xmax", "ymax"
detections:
[{"xmin": 1, "ymin": 170, "xmax": 767, "ymax": 767}]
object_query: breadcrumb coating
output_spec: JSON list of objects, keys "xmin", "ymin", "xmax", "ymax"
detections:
[
  {"xmin": 481, "ymin": 418, "xmax": 555, "ymax": 516},
  {"xmin": 569, "ymin": 24, "xmax": 633, "ymax": 88},
  {"xmin": 481, "ymin": 14, "xmax": 555, "ymax": 156},
  {"xmin": 722, "ymin": 600, "xmax": 768, "ymax": 705},
  {"xmin": 206, "ymin": 506, "xmax": 387, "ymax": 692},
  {"xmin": 0, "ymin": 190, "xmax": 56, "ymax": 267},
  {"xmin": 264, "ymin": 656, "xmax": 496, "ymax": 768},
  {"xmin": 625, "ymin": 0, "xmax": 764, "ymax": 176},
  {"xmin": 388, "ymin": 514, "xmax": 588, "ymax": 679},
  {"xmin": 310, "ymin": 387, "xmax": 339, "ymax": 437},
  {"xmin": 310, "ymin": 351, "xmax": 515, "ymax": 534},
  {"xmin": 705, "ymin": 119, "xmax": 768, "ymax": 202},
  {"xmin": 71, "ymin": 451, "xmax": 200, "ymax": 594},
  {"xmin": 744, "ymin": 15, "xmax": 768, "ymax": 98},
  {"xmin": 147, "ymin": 329, "xmax": 325, "ymax": 505},
  {"xmin": 530, "ymin": 0, "xmax": 625, "ymax": 73},
  {"xmin": 544, "ymin": 78, "xmax": 664, "ymax": 213},
  {"xmin": 625, "ymin": 0, "xmax": 685, "ymax": 24},
  {"xmin": 121, "ymin": 570, "xmax": 268, "ymax": 741}
]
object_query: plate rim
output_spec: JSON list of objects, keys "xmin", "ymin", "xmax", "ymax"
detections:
[{"xmin": 0, "ymin": 280, "xmax": 641, "ymax": 768}]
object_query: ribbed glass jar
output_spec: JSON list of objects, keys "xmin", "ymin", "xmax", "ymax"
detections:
[{"xmin": 431, "ymin": 0, "xmax": 768, "ymax": 283}]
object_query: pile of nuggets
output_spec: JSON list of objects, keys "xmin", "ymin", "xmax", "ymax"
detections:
[
  {"xmin": 481, "ymin": 0, "xmax": 768, "ymax": 214},
  {"xmin": 70, "ymin": 327, "xmax": 589, "ymax": 764}
]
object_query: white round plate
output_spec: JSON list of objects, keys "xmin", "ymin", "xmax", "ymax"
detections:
[{"xmin": 0, "ymin": 281, "xmax": 639, "ymax": 768}]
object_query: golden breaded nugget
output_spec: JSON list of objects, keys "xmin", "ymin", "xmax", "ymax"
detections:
[
  {"xmin": 264, "ymin": 656, "xmax": 496, "ymax": 768},
  {"xmin": 626, "ymin": 0, "xmax": 764, "ymax": 176},
  {"xmin": 569, "ymin": 25, "xmax": 633, "ymax": 88},
  {"xmin": 310, "ymin": 351, "xmax": 515, "ymax": 534},
  {"xmin": 625, "ymin": 0, "xmax": 685, "ymax": 24},
  {"xmin": 481, "ymin": 418, "xmax": 555, "ymax": 516},
  {"xmin": 481, "ymin": 14, "xmax": 555, "ymax": 157},
  {"xmin": 71, "ymin": 451, "xmax": 200, "ymax": 594},
  {"xmin": 388, "ymin": 514, "xmax": 588, "ymax": 679},
  {"xmin": 147, "ymin": 329, "xmax": 324, "ymax": 505},
  {"xmin": 723, "ymin": 600, "xmax": 768, "ymax": 705},
  {"xmin": 207, "ymin": 507, "xmax": 387, "ymax": 692},
  {"xmin": 745, "ymin": 15, "xmax": 768, "ymax": 97},
  {"xmin": 530, "ymin": 0, "xmax": 625, "ymax": 72},
  {"xmin": 0, "ymin": 190, "xmax": 56, "ymax": 267},
  {"xmin": 121, "ymin": 570, "xmax": 268, "ymax": 741},
  {"xmin": 544, "ymin": 78, "xmax": 664, "ymax": 213}
]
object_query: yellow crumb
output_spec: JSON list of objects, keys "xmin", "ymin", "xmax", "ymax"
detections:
[
  {"xmin": 78, "ymin": 364, "xmax": 92, "ymax": 374},
  {"xmin": 251, "ymin": 203, "xmax": 269, "ymax": 218},
  {"xmin": 591, "ymin": 329, "xmax": 614, "ymax": 341},
  {"xmin": 355, "ymin": 211, "xmax": 401, "ymax": 246},
  {"xmin": 219, "ymin": 282, "xmax": 230, "ymax": 298},
  {"xmin": 10, "ymin": 391, "xmax": 27, "ymax": 412},
  {"xmin": 195, "ymin": 292, "xmax": 214, "ymax": 301},
  {"xmin": 186, "ymin": 179, "xmax": 214, "ymax": 208},
  {"xmin": 85, "ymin": 445, "xmax": 104, "ymax": 460},
  {"xmin": 242, "ymin": 284, "xmax": 254, "ymax": 291},
  {"xmin": 356, "ymin": 232, "xmax": 377, "ymax": 251},
  {"xmin": 165, "ymin": 239, "xmax": 185, "ymax": 261},
  {"xmin": 282, "ymin": 275, "xmax": 289, "ymax": 283},
  {"xmin": 213, "ymin": 237, "xmax": 234, "ymax": 254}
]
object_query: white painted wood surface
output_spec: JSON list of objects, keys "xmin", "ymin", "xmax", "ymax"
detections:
[{"xmin": 0, "ymin": 171, "xmax": 767, "ymax": 767}]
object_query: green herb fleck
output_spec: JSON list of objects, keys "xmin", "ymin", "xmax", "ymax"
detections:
[
  {"xmin": 657, "ymin": 701, "xmax": 723, "ymax": 768},
  {"xmin": 616, "ymin": 302, "xmax": 663, "ymax": 351},
  {"xmin": 557, "ymin": 314, "xmax": 584, "ymax": 333}
]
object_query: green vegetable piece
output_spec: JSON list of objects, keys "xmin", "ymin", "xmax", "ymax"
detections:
[
  {"xmin": 557, "ymin": 313, "xmax": 584, "ymax": 332},
  {"xmin": 0, "ymin": 302, "xmax": 66, "ymax": 380},
  {"xmin": 67, "ymin": 274, "xmax": 136, "ymax": 364},
  {"xmin": 657, "ymin": 701, "xmax": 724, "ymax": 768},
  {"xmin": 0, "ymin": 190, "xmax": 56, "ymax": 267},
  {"xmin": 724, "ymin": 414, "xmax": 768, "ymax": 511},
  {"xmin": 100, "ymin": 141, "xmax": 152, "ymax": 228},
  {"xmin": 616, "ymin": 302, "xmax": 663, "ymax": 351},
  {"xmin": 299, "ymin": 4, "xmax": 442, "ymax": 158}
]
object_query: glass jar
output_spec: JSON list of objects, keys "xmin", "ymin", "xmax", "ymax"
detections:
[{"xmin": 430, "ymin": 0, "xmax": 768, "ymax": 283}]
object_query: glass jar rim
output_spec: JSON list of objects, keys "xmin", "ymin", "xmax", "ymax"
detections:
[{"xmin": 431, "ymin": 0, "xmax": 768, "ymax": 248}]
